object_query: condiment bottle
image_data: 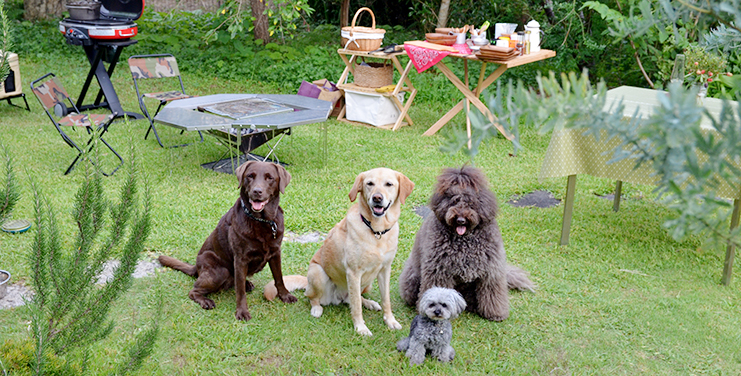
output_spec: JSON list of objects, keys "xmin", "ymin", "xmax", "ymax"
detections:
[{"xmin": 516, "ymin": 31, "xmax": 525, "ymax": 55}]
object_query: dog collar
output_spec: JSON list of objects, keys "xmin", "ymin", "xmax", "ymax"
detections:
[
  {"xmin": 241, "ymin": 198, "xmax": 277, "ymax": 238},
  {"xmin": 360, "ymin": 214, "xmax": 391, "ymax": 240}
]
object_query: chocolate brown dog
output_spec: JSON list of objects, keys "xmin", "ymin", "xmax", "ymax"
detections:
[{"xmin": 158, "ymin": 161, "xmax": 297, "ymax": 321}]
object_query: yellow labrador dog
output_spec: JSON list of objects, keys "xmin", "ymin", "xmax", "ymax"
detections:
[{"xmin": 264, "ymin": 167, "xmax": 414, "ymax": 336}]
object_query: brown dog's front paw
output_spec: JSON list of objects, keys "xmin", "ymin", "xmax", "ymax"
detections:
[
  {"xmin": 245, "ymin": 280, "xmax": 255, "ymax": 292},
  {"xmin": 198, "ymin": 298, "xmax": 216, "ymax": 310},
  {"xmin": 279, "ymin": 293, "xmax": 298, "ymax": 303},
  {"xmin": 235, "ymin": 308, "xmax": 252, "ymax": 321}
]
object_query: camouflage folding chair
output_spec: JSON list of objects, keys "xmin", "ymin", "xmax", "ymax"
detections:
[
  {"xmin": 128, "ymin": 54, "xmax": 203, "ymax": 148},
  {"xmin": 30, "ymin": 73, "xmax": 123, "ymax": 176}
]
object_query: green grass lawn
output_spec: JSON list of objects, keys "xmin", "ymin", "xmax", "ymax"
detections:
[{"xmin": 1, "ymin": 57, "xmax": 741, "ymax": 375}]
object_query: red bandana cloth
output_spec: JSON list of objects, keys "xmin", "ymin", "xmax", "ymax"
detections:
[{"xmin": 404, "ymin": 44, "xmax": 451, "ymax": 73}]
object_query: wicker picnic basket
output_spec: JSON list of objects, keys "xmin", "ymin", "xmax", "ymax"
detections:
[
  {"xmin": 353, "ymin": 60, "xmax": 393, "ymax": 88},
  {"xmin": 341, "ymin": 7, "xmax": 385, "ymax": 51}
]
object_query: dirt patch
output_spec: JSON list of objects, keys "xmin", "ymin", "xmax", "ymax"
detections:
[
  {"xmin": 413, "ymin": 205, "xmax": 432, "ymax": 220},
  {"xmin": 283, "ymin": 231, "xmax": 326, "ymax": 243},
  {"xmin": 96, "ymin": 258, "xmax": 163, "ymax": 284},
  {"xmin": 1, "ymin": 258, "xmax": 162, "ymax": 310},
  {"xmin": 0, "ymin": 283, "xmax": 33, "ymax": 309},
  {"xmin": 507, "ymin": 190, "xmax": 561, "ymax": 208},
  {"xmin": 173, "ymin": 354, "xmax": 188, "ymax": 369},
  {"xmin": 1, "ymin": 232, "xmax": 325, "ymax": 309}
]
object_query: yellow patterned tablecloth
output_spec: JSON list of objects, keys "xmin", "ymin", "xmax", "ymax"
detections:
[
  {"xmin": 539, "ymin": 86, "xmax": 741, "ymax": 199},
  {"xmin": 539, "ymin": 86, "xmax": 741, "ymax": 284}
]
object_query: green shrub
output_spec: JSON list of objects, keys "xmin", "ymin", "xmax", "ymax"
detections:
[{"xmin": 0, "ymin": 339, "xmax": 81, "ymax": 376}]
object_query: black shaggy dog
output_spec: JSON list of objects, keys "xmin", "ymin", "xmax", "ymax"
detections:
[{"xmin": 399, "ymin": 166, "xmax": 534, "ymax": 321}]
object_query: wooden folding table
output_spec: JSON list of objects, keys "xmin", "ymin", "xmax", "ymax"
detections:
[
  {"xmin": 423, "ymin": 49, "xmax": 555, "ymax": 143},
  {"xmin": 335, "ymin": 48, "xmax": 417, "ymax": 131}
]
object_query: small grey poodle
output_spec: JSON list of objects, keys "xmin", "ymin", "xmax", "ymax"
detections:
[{"xmin": 396, "ymin": 287, "xmax": 467, "ymax": 365}]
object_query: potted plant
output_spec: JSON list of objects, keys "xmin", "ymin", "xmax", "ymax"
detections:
[{"xmin": 683, "ymin": 44, "xmax": 733, "ymax": 102}]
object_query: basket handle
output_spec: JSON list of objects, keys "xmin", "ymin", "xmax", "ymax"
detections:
[
  {"xmin": 356, "ymin": 57, "xmax": 390, "ymax": 67},
  {"xmin": 350, "ymin": 7, "xmax": 376, "ymax": 30}
]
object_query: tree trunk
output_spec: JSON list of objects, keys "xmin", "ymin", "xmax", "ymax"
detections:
[
  {"xmin": 542, "ymin": 0, "xmax": 556, "ymax": 24},
  {"xmin": 437, "ymin": 0, "xmax": 450, "ymax": 28},
  {"xmin": 24, "ymin": 0, "xmax": 65, "ymax": 20},
  {"xmin": 250, "ymin": 0, "xmax": 269, "ymax": 44},
  {"xmin": 340, "ymin": 0, "xmax": 350, "ymax": 27}
]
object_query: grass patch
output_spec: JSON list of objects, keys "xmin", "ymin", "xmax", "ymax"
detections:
[{"xmin": 1, "ymin": 56, "xmax": 740, "ymax": 375}]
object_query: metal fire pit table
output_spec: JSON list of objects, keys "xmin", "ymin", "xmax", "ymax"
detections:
[{"xmin": 153, "ymin": 93, "xmax": 332, "ymax": 171}]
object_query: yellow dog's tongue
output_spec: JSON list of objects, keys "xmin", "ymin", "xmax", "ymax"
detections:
[
  {"xmin": 251, "ymin": 200, "xmax": 267, "ymax": 212},
  {"xmin": 456, "ymin": 226, "xmax": 466, "ymax": 235}
]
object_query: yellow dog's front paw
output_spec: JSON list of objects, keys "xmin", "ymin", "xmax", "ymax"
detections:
[
  {"xmin": 384, "ymin": 315, "xmax": 402, "ymax": 330},
  {"xmin": 355, "ymin": 323, "xmax": 373, "ymax": 336}
]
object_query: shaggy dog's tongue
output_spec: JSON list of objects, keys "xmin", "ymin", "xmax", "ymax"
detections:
[
  {"xmin": 456, "ymin": 226, "xmax": 466, "ymax": 235},
  {"xmin": 250, "ymin": 199, "xmax": 268, "ymax": 212}
]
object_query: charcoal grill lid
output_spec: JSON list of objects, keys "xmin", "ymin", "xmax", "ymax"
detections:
[{"xmin": 100, "ymin": 0, "xmax": 144, "ymax": 21}]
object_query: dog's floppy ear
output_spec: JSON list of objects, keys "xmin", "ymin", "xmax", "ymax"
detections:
[
  {"xmin": 348, "ymin": 171, "xmax": 365, "ymax": 202},
  {"xmin": 449, "ymin": 289, "xmax": 467, "ymax": 319},
  {"xmin": 235, "ymin": 161, "xmax": 256, "ymax": 189},
  {"xmin": 396, "ymin": 172, "xmax": 415, "ymax": 205},
  {"xmin": 273, "ymin": 163, "xmax": 292, "ymax": 194}
]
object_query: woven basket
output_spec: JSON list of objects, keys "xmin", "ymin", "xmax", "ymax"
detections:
[
  {"xmin": 354, "ymin": 60, "xmax": 393, "ymax": 88},
  {"xmin": 341, "ymin": 7, "xmax": 385, "ymax": 51}
]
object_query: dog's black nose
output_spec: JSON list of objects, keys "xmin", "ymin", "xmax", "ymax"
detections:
[
  {"xmin": 434, "ymin": 308, "xmax": 442, "ymax": 316},
  {"xmin": 456, "ymin": 217, "xmax": 466, "ymax": 225},
  {"xmin": 372, "ymin": 193, "xmax": 383, "ymax": 203}
]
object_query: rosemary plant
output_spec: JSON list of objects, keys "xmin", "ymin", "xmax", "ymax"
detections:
[{"xmin": 25, "ymin": 150, "xmax": 158, "ymax": 375}]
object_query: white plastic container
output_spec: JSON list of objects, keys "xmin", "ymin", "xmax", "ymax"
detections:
[{"xmin": 345, "ymin": 90, "xmax": 405, "ymax": 127}]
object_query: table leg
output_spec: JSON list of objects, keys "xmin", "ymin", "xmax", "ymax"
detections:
[
  {"xmin": 424, "ymin": 100, "xmax": 464, "ymax": 136},
  {"xmin": 721, "ymin": 198, "xmax": 740, "ymax": 285},
  {"xmin": 427, "ymin": 61, "xmax": 513, "ymax": 140},
  {"xmin": 391, "ymin": 59, "xmax": 416, "ymax": 130},
  {"xmin": 560, "ymin": 174, "xmax": 577, "ymax": 246},
  {"xmin": 421, "ymin": 60, "xmax": 471, "ymax": 136},
  {"xmin": 334, "ymin": 53, "xmax": 352, "ymax": 124},
  {"xmin": 337, "ymin": 104, "xmax": 346, "ymax": 121},
  {"xmin": 393, "ymin": 88, "xmax": 416, "ymax": 131},
  {"xmin": 337, "ymin": 54, "xmax": 356, "ymax": 84},
  {"xmin": 476, "ymin": 62, "xmax": 487, "ymax": 94},
  {"xmin": 479, "ymin": 64, "xmax": 508, "ymax": 92},
  {"xmin": 234, "ymin": 126, "xmax": 242, "ymax": 173},
  {"xmin": 464, "ymin": 60, "xmax": 472, "ymax": 149},
  {"xmin": 322, "ymin": 121, "xmax": 328, "ymax": 168},
  {"xmin": 613, "ymin": 180, "xmax": 623, "ymax": 212},
  {"xmin": 466, "ymin": 99, "xmax": 472, "ymax": 149}
]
